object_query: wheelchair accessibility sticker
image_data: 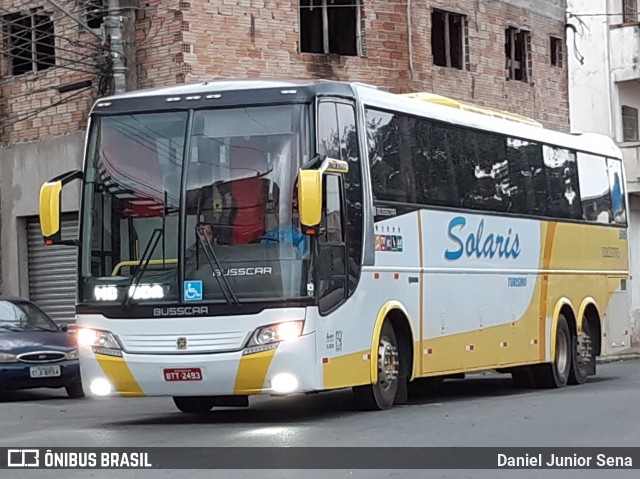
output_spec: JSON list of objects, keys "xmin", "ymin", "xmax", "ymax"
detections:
[{"xmin": 183, "ymin": 281, "xmax": 203, "ymax": 302}]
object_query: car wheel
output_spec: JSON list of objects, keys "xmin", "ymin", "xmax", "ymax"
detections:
[{"xmin": 66, "ymin": 381, "xmax": 85, "ymax": 399}]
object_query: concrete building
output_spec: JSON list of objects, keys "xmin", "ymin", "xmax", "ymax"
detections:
[
  {"xmin": 566, "ymin": 0, "xmax": 640, "ymax": 347},
  {"xmin": 0, "ymin": 0, "xmax": 569, "ymax": 322}
]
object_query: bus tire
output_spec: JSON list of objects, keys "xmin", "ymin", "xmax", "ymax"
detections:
[
  {"xmin": 531, "ymin": 314, "xmax": 571, "ymax": 388},
  {"xmin": 568, "ymin": 323, "xmax": 593, "ymax": 385},
  {"xmin": 353, "ymin": 321, "xmax": 400, "ymax": 410},
  {"xmin": 173, "ymin": 396, "xmax": 215, "ymax": 414}
]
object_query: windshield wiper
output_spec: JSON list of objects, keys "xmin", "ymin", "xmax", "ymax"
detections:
[
  {"xmin": 195, "ymin": 225, "xmax": 240, "ymax": 307},
  {"xmin": 122, "ymin": 228, "xmax": 164, "ymax": 308}
]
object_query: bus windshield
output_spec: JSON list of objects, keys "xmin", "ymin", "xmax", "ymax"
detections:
[{"xmin": 80, "ymin": 104, "xmax": 311, "ymax": 306}]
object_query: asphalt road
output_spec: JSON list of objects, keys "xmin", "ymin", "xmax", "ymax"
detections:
[{"xmin": 1, "ymin": 359, "xmax": 639, "ymax": 479}]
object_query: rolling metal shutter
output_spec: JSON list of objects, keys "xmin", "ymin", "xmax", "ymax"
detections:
[{"xmin": 27, "ymin": 215, "xmax": 79, "ymax": 324}]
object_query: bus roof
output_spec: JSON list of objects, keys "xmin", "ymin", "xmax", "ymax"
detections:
[
  {"xmin": 403, "ymin": 92, "xmax": 544, "ymax": 128},
  {"xmin": 354, "ymin": 84, "xmax": 621, "ymax": 159},
  {"xmin": 99, "ymin": 79, "xmax": 337, "ymax": 100},
  {"xmin": 94, "ymin": 79, "xmax": 621, "ymax": 159}
]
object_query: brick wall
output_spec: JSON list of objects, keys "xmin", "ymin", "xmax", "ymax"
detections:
[
  {"xmin": 0, "ymin": 0, "xmax": 99, "ymax": 144},
  {"xmin": 0, "ymin": 0, "xmax": 569, "ymax": 146},
  {"xmin": 168, "ymin": 0, "xmax": 569, "ymax": 131}
]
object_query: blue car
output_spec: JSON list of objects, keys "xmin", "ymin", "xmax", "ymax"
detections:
[{"xmin": 0, "ymin": 297, "xmax": 83, "ymax": 398}]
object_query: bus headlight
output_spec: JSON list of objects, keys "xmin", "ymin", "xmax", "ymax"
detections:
[
  {"xmin": 77, "ymin": 328, "xmax": 122, "ymax": 356},
  {"xmin": 248, "ymin": 321, "xmax": 304, "ymax": 347}
]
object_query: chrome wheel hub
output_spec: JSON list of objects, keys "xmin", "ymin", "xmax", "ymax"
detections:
[
  {"xmin": 378, "ymin": 337, "xmax": 399, "ymax": 391},
  {"xmin": 556, "ymin": 328, "xmax": 569, "ymax": 374}
]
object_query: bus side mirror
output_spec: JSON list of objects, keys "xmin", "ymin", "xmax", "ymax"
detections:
[
  {"xmin": 298, "ymin": 157, "xmax": 349, "ymax": 235},
  {"xmin": 39, "ymin": 170, "xmax": 83, "ymax": 246}
]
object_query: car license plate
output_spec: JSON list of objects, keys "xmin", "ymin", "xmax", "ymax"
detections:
[
  {"xmin": 163, "ymin": 368, "xmax": 202, "ymax": 381},
  {"xmin": 30, "ymin": 365, "xmax": 61, "ymax": 378}
]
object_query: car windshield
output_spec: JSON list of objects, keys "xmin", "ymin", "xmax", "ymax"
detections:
[
  {"xmin": 79, "ymin": 104, "xmax": 312, "ymax": 305},
  {"xmin": 0, "ymin": 301, "xmax": 59, "ymax": 332}
]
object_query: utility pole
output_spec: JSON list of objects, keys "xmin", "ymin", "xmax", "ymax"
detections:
[{"xmin": 105, "ymin": 0, "xmax": 127, "ymax": 94}]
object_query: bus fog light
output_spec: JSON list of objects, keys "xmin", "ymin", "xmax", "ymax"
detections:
[
  {"xmin": 271, "ymin": 373, "xmax": 298, "ymax": 394},
  {"xmin": 90, "ymin": 378, "xmax": 112, "ymax": 396}
]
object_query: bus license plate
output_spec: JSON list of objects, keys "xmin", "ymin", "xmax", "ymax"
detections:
[
  {"xmin": 163, "ymin": 368, "xmax": 202, "ymax": 381},
  {"xmin": 30, "ymin": 365, "xmax": 61, "ymax": 378}
]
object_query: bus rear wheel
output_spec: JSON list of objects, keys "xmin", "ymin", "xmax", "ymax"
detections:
[
  {"xmin": 173, "ymin": 396, "xmax": 216, "ymax": 414},
  {"xmin": 353, "ymin": 321, "xmax": 400, "ymax": 410},
  {"xmin": 568, "ymin": 323, "xmax": 594, "ymax": 385},
  {"xmin": 531, "ymin": 314, "xmax": 571, "ymax": 388}
]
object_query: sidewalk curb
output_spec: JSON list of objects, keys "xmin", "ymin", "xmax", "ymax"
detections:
[{"xmin": 597, "ymin": 353, "xmax": 640, "ymax": 364}]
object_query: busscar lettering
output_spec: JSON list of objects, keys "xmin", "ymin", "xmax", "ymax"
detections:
[
  {"xmin": 153, "ymin": 306, "xmax": 209, "ymax": 317},
  {"xmin": 445, "ymin": 217, "xmax": 521, "ymax": 261},
  {"xmin": 212, "ymin": 267, "xmax": 273, "ymax": 277}
]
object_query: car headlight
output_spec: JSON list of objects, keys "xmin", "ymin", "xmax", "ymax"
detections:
[
  {"xmin": 0, "ymin": 352, "xmax": 17, "ymax": 363},
  {"xmin": 77, "ymin": 328, "xmax": 122, "ymax": 357},
  {"xmin": 248, "ymin": 321, "xmax": 304, "ymax": 347},
  {"xmin": 65, "ymin": 349, "xmax": 79, "ymax": 360}
]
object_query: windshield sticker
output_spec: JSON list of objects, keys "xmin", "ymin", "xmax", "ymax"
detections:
[{"xmin": 183, "ymin": 281, "xmax": 203, "ymax": 302}]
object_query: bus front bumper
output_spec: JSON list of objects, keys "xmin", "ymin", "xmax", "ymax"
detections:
[{"xmin": 80, "ymin": 332, "xmax": 317, "ymax": 398}]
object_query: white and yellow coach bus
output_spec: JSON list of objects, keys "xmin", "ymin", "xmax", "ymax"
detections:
[{"xmin": 39, "ymin": 80, "xmax": 629, "ymax": 412}]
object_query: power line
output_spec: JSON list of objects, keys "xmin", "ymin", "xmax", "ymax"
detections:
[{"xmin": 0, "ymin": 85, "xmax": 94, "ymax": 133}]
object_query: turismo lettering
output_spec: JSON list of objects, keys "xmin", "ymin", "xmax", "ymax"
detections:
[{"xmin": 445, "ymin": 216, "xmax": 521, "ymax": 261}]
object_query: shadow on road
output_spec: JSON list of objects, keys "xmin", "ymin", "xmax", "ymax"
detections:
[
  {"xmin": 0, "ymin": 388, "xmax": 71, "ymax": 403},
  {"xmin": 103, "ymin": 373, "xmax": 615, "ymax": 427}
]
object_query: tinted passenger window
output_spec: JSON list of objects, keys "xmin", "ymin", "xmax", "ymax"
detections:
[
  {"xmin": 507, "ymin": 139, "xmax": 547, "ymax": 216},
  {"xmin": 412, "ymin": 121, "xmax": 458, "ymax": 206},
  {"xmin": 577, "ymin": 152, "xmax": 611, "ymax": 224},
  {"xmin": 366, "ymin": 109, "xmax": 416, "ymax": 203},
  {"xmin": 543, "ymin": 146, "xmax": 582, "ymax": 220},
  {"xmin": 456, "ymin": 130, "xmax": 510, "ymax": 212},
  {"xmin": 608, "ymin": 158, "xmax": 626, "ymax": 225}
]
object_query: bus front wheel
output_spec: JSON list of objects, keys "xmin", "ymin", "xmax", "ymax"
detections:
[
  {"xmin": 353, "ymin": 321, "xmax": 400, "ymax": 410},
  {"xmin": 173, "ymin": 396, "xmax": 216, "ymax": 414}
]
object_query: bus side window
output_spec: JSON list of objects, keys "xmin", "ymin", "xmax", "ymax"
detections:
[
  {"xmin": 317, "ymin": 174, "xmax": 347, "ymax": 313},
  {"xmin": 607, "ymin": 158, "xmax": 626, "ymax": 225},
  {"xmin": 576, "ymin": 152, "xmax": 612, "ymax": 224},
  {"xmin": 507, "ymin": 139, "xmax": 547, "ymax": 216},
  {"xmin": 544, "ymin": 146, "xmax": 582, "ymax": 220}
]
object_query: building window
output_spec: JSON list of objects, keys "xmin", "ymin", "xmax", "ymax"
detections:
[
  {"xmin": 431, "ymin": 9, "xmax": 468, "ymax": 70},
  {"xmin": 550, "ymin": 36, "xmax": 563, "ymax": 67},
  {"xmin": 623, "ymin": 0, "xmax": 638, "ymax": 23},
  {"xmin": 2, "ymin": 12, "xmax": 55, "ymax": 76},
  {"xmin": 300, "ymin": 0, "xmax": 361, "ymax": 56},
  {"xmin": 84, "ymin": 0, "xmax": 105, "ymax": 30},
  {"xmin": 622, "ymin": 105, "xmax": 639, "ymax": 142},
  {"xmin": 505, "ymin": 26, "xmax": 532, "ymax": 82}
]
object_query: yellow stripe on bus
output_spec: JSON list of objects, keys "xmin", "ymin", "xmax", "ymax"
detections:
[
  {"xmin": 323, "ymin": 351, "xmax": 370, "ymax": 389},
  {"xmin": 95, "ymin": 353, "xmax": 145, "ymax": 397},
  {"xmin": 539, "ymin": 222, "xmax": 557, "ymax": 359},
  {"xmin": 233, "ymin": 349, "xmax": 276, "ymax": 394}
]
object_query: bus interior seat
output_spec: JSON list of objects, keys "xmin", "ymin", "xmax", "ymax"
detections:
[{"xmin": 227, "ymin": 145, "xmax": 270, "ymax": 244}]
